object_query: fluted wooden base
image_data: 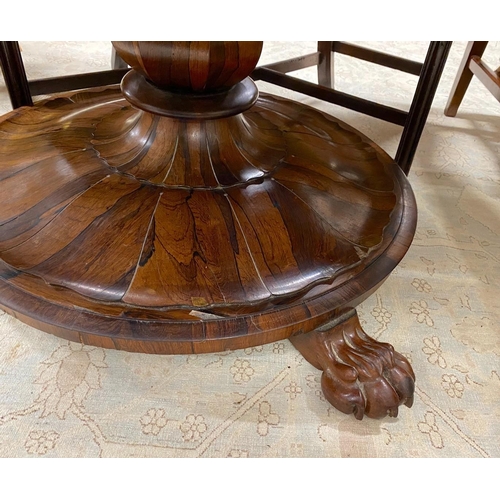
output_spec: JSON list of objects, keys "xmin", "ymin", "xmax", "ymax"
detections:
[{"xmin": 0, "ymin": 85, "xmax": 417, "ymax": 417}]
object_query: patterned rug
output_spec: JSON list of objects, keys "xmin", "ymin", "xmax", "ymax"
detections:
[{"xmin": 0, "ymin": 41, "xmax": 499, "ymax": 458}]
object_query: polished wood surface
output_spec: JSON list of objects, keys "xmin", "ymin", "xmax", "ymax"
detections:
[
  {"xmin": 112, "ymin": 41, "xmax": 263, "ymax": 91},
  {"xmin": 0, "ymin": 41, "xmax": 418, "ymax": 419},
  {"xmin": 120, "ymin": 70, "xmax": 259, "ymax": 119},
  {"xmin": 290, "ymin": 310, "xmax": 415, "ymax": 419},
  {"xmin": 253, "ymin": 41, "xmax": 452, "ymax": 174},
  {"xmin": 0, "ymin": 86, "xmax": 414, "ymax": 337},
  {"xmin": 468, "ymin": 57, "xmax": 500, "ymax": 101},
  {"xmin": 444, "ymin": 41, "xmax": 492, "ymax": 117}
]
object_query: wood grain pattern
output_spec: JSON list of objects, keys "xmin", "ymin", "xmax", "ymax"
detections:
[
  {"xmin": 0, "ymin": 85, "xmax": 416, "ymax": 356},
  {"xmin": 253, "ymin": 41, "xmax": 451, "ymax": 175},
  {"xmin": 112, "ymin": 42, "xmax": 263, "ymax": 91},
  {"xmin": 290, "ymin": 310, "xmax": 415, "ymax": 419},
  {"xmin": 0, "ymin": 41, "xmax": 418, "ymax": 419}
]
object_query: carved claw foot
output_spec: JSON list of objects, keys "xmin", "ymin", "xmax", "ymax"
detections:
[{"xmin": 290, "ymin": 310, "xmax": 415, "ymax": 420}]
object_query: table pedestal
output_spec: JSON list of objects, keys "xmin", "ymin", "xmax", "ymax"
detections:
[{"xmin": 0, "ymin": 42, "xmax": 417, "ymax": 419}]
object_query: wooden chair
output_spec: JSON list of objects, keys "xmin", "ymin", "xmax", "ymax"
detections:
[
  {"xmin": 445, "ymin": 41, "xmax": 500, "ymax": 117},
  {"xmin": 252, "ymin": 41, "xmax": 452, "ymax": 175},
  {"xmin": 0, "ymin": 41, "xmax": 128, "ymax": 109}
]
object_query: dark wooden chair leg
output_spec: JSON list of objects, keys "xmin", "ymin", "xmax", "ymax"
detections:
[
  {"xmin": 395, "ymin": 41, "xmax": 452, "ymax": 175},
  {"xmin": 444, "ymin": 41, "xmax": 489, "ymax": 117},
  {"xmin": 1, "ymin": 42, "xmax": 128, "ymax": 111},
  {"xmin": 0, "ymin": 41, "xmax": 33, "ymax": 108},
  {"xmin": 318, "ymin": 41, "xmax": 334, "ymax": 87},
  {"xmin": 253, "ymin": 42, "xmax": 451, "ymax": 175}
]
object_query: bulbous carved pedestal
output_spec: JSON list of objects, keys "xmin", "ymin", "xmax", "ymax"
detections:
[{"xmin": 0, "ymin": 41, "xmax": 417, "ymax": 419}]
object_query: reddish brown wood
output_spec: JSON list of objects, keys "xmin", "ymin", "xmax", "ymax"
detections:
[
  {"xmin": 444, "ymin": 41, "xmax": 489, "ymax": 117},
  {"xmin": 253, "ymin": 41, "xmax": 451, "ymax": 174},
  {"xmin": 112, "ymin": 41, "xmax": 263, "ymax": 91},
  {"xmin": 0, "ymin": 41, "xmax": 418, "ymax": 419},
  {"xmin": 114, "ymin": 41, "xmax": 262, "ymax": 119},
  {"xmin": 119, "ymin": 70, "xmax": 259, "ymax": 119},
  {"xmin": 290, "ymin": 310, "xmax": 415, "ymax": 419},
  {"xmin": 469, "ymin": 56, "xmax": 500, "ymax": 102}
]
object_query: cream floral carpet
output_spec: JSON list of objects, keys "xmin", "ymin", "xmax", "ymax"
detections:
[{"xmin": 0, "ymin": 41, "xmax": 499, "ymax": 458}]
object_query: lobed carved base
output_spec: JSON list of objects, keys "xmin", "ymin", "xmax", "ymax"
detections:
[
  {"xmin": 0, "ymin": 41, "xmax": 419, "ymax": 421},
  {"xmin": 290, "ymin": 310, "xmax": 415, "ymax": 419}
]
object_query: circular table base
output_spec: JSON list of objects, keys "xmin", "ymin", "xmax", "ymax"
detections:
[{"xmin": 0, "ymin": 87, "xmax": 417, "ymax": 418}]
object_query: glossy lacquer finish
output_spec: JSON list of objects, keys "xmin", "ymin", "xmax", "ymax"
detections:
[
  {"xmin": 112, "ymin": 41, "xmax": 263, "ymax": 91},
  {"xmin": 0, "ymin": 41, "xmax": 417, "ymax": 419}
]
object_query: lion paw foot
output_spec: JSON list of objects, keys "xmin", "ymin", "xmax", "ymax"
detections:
[{"xmin": 291, "ymin": 310, "xmax": 415, "ymax": 420}]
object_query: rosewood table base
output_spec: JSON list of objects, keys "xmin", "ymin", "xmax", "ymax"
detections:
[{"xmin": 0, "ymin": 42, "xmax": 417, "ymax": 420}]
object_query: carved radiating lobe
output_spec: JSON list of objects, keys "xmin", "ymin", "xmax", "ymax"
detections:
[
  {"xmin": 0, "ymin": 41, "xmax": 418, "ymax": 420},
  {"xmin": 0, "ymin": 88, "xmax": 400, "ymax": 316}
]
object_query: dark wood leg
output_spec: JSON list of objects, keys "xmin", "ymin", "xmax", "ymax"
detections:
[
  {"xmin": 444, "ymin": 41, "xmax": 489, "ymax": 117},
  {"xmin": 290, "ymin": 310, "xmax": 415, "ymax": 420},
  {"xmin": 395, "ymin": 41, "xmax": 452, "ymax": 175},
  {"xmin": 0, "ymin": 41, "xmax": 33, "ymax": 108},
  {"xmin": 317, "ymin": 41, "xmax": 334, "ymax": 87}
]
